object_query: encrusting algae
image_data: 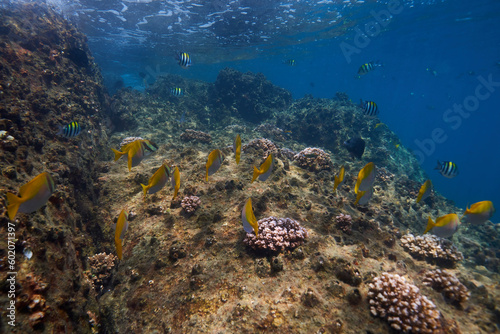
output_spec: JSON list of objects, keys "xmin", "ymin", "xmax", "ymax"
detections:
[{"xmin": 1, "ymin": 5, "xmax": 499, "ymax": 333}]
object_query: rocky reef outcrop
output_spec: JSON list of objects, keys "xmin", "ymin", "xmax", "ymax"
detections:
[{"xmin": 0, "ymin": 3, "xmax": 110, "ymax": 332}]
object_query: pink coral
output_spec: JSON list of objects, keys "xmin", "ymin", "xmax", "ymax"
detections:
[
  {"xmin": 181, "ymin": 196, "xmax": 201, "ymax": 213},
  {"xmin": 243, "ymin": 217, "xmax": 308, "ymax": 252},
  {"xmin": 242, "ymin": 138, "xmax": 278, "ymax": 159}
]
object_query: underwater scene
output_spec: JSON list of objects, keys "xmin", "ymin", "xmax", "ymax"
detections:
[{"xmin": 1, "ymin": 0, "xmax": 500, "ymax": 333}]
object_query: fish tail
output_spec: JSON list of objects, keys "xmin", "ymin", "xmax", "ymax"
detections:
[
  {"xmin": 115, "ymin": 239, "xmax": 123, "ymax": 260},
  {"xmin": 141, "ymin": 184, "xmax": 149, "ymax": 197},
  {"xmin": 354, "ymin": 190, "xmax": 365, "ymax": 205},
  {"xmin": 251, "ymin": 166, "xmax": 260, "ymax": 183},
  {"xmin": 423, "ymin": 217, "xmax": 435, "ymax": 234},
  {"xmin": 111, "ymin": 148, "xmax": 125, "ymax": 162},
  {"xmin": 6, "ymin": 192, "xmax": 22, "ymax": 220}
]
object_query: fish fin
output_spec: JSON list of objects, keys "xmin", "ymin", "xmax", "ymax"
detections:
[
  {"xmin": 141, "ymin": 184, "xmax": 148, "ymax": 197},
  {"xmin": 424, "ymin": 217, "xmax": 434, "ymax": 234},
  {"xmin": 127, "ymin": 156, "xmax": 132, "ymax": 172},
  {"xmin": 6, "ymin": 192, "xmax": 22, "ymax": 220},
  {"xmin": 251, "ymin": 166, "xmax": 260, "ymax": 183},
  {"xmin": 355, "ymin": 191, "xmax": 366, "ymax": 205},
  {"xmin": 111, "ymin": 148, "xmax": 125, "ymax": 162}
]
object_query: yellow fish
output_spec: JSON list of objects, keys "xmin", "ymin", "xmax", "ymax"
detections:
[
  {"xmin": 141, "ymin": 164, "xmax": 171, "ymax": 196},
  {"xmin": 111, "ymin": 139, "xmax": 158, "ymax": 172},
  {"xmin": 374, "ymin": 122, "xmax": 384, "ymax": 129},
  {"xmin": 462, "ymin": 201, "xmax": 495, "ymax": 225},
  {"xmin": 251, "ymin": 153, "xmax": 273, "ymax": 183},
  {"xmin": 424, "ymin": 213, "xmax": 460, "ymax": 238},
  {"xmin": 114, "ymin": 209, "xmax": 129, "ymax": 260},
  {"xmin": 7, "ymin": 172, "xmax": 56, "ymax": 220},
  {"xmin": 354, "ymin": 162, "xmax": 375, "ymax": 205},
  {"xmin": 171, "ymin": 166, "xmax": 181, "ymax": 200},
  {"xmin": 233, "ymin": 134, "xmax": 241, "ymax": 165},
  {"xmin": 333, "ymin": 165, "xmax": 345, "ymax": 191},
  {"xmin": 206, "ymin": 149, "xmax": 223, "ymax": 181},
  {"xmin": 355, "ymin": 187, "xmax": 373, "ymax": 205},
  {"xmin": 416, "ymin": 179, "xmax": 432, "ymax": 203},
  {"xmin": 242, "ymin": 198, "xmax": 259, "ymax": 236}
]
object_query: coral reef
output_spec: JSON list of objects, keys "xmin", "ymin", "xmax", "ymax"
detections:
[
  {"xmin": 368, "ymin": 273, "xmax": 441, "ymax": 333},
  {"xmin": 242, "ymin": 138, "xmax": 279, "ymax": 159},
  {"xmin": 335, "ymin": 213, "xmax": 353, "ymax": 234},
  {"xmin": 400, "ymin": 234, "xmax": 464, "ymax": 266},
  {"xmin": 293, "ymin": 147, "xmax": 333, "ymax": 172},
  {"xmin": 243, "ymin": 217, "xmax": 308, "ymax": 252},
  {"xmin": 212, "ymin": 68, "xmax": 292, "ymax": 123},
  {"xmin": 422, "ymin": 269, "xmax": 470, "ymax": 306},
  {"xmin": 181, "ymin": 195, "xmax": 201, "ymax": 213},
  {"xmin": 86, "ymin": 252, "xmax": 118, "ymax": 291},
  {"xmin": 180, "ymin": 129, "xmax": 212, "ymax": 143}
]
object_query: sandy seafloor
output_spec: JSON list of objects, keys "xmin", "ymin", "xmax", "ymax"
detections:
[{"xmin": 0, "ymin": 3, "xmax": 499, "ymax": 334}]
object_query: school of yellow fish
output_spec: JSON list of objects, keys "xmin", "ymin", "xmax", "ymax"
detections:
[{"xmin": 5, "ymin": 135, "xmax": 496, "ymax": 261}]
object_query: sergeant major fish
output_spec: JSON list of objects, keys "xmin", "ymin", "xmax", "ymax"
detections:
[
  {"xmin": 360, "ymin": 100, "xmax": 379, "ymax": 116},
  {"xmin": 358, "ymin": 61, "xmax": 382, "ymax": 75},
  {"xmin": 177, "ymin": 52, "xmax": 192, "ymax": 68},
  {"xmin": 435, "ymin": 160, "xmax": 459, "ymax": 178},
  {"xmin": 58, "ymin": 121, "xmax": 81, "ymax": 137}
]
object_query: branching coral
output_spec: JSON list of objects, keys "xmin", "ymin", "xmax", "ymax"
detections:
[
  {"xmin": 422, "ymin": 269, "xmax": 470, "ymax": 306},
  {"xmin": 181, "ymin": 195, "xmax": 201, "ymax": 213},
  {"xmin": 243, "ymin": 217, "xmax": 308, "ymax": 252},
  {"xmin": 242, "ymin": 138, "xmax": 278, "ymax": 159},
  {"xmin": 86, "ymin": 252, "xmax": 118, "ymax": 291},
  {"xmin": 368, "ymin": 273, "xmax": 441, "ymax": 333},
  {"xmin": 293, "ymin": 147, "xmax": 333, "ymax": 172},
  {"xmin": 335, "ymin": 213, "xmax": 352, "ymax": 234},
  {"xmin": 400, "ymin": 234, "xmax": 463, "ymax": 266},
  {"xmin": 180, "ymin": 129, "xmax": 212, "ymax": 143}
]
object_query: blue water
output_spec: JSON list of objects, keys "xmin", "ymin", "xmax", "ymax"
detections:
[{"xmin": 52, "ymin": 0, "xmax": 500, "ymax": 220}]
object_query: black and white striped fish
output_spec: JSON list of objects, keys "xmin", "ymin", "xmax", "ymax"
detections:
[
  {"xmin": 358, "ymin": 61, "xmax": 382, "ymax": 75},
  {"xmin": 435, "ymin": 160, "xmax": 459, "ymax": 178},
  {"xmin": 57, "ymin": 121, "xmax": 81, "ymax": 137},
  {"xmin": 360, "ymin": 100, "xmax": 379, "ymax": 116},
  {"xmin": 177, "ymin": 52, "xmax": 191, "ymax": 68},
  {"xmin": 171, "ymin": 87, "xmax": 184, "ymax": 97}
]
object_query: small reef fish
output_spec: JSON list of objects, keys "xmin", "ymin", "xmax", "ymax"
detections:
[
  {"xmin": 435, "ymin": 160, "xmax": 459, "ymax": 178},
  {"xmin": 242, "ymin": 198, "xmax": 259, "ymax": 236},
  {"xmin": 141, "ymin": 164, "xmax": 171, "ymax": 196},
  {"xmin": 374, "ymin": 123, "xmax": 385, "ymax": 129},
  {"xmin": 333, "ymin": 165, "xmax": 345, "ymax": 191},
  {"xmin": 283, "ymin": 59, "xmax": 296, "ymax": 66},
  {"xmin": 416, "ymin": 179, "xmax": 432, "ymax": 203},
  {"xmin": 233, "ymin": 134, "xmax": 241, "ymax": 165},
  {"xmin": 206, "ymin": 149, "xmax": 223, "ymax": 181},
  {"xmin": 171, "ymin": 87, "xmax": 184, "ymax": 96},
  {"xmin": 171, "ymin": 166, "xmax": 180, "ymax": 200},
  {"xmin": 114, "ymin": 209, "xmax": 129, "ymax": 260},
  {"xmin": 462, "ymin": 201, "xmax": 495, "ymax": 225},
  {"xmin": 344, "ymin": 137, "xmax": 365, "ymax": 159},
  {"xmin": 251, "ymin": 153, "xmax": 273, "ymax": 183},
  {"xmin": 357, "ymin": 61, "xmax": 382, "ymax": 75},
  {"xmin": 57, "ymin": 121, "xmax": 81, "ymax": 137},
  {"xmin": 424, "ymin": 213, "xmax": 460, "ymax": 238},
  {"xmin": 354, "ymin": 162, "xmax": 375, "ymax": 205},
  {"xmin": 177, "ymin": 52, "xmax": 191, "ymax": 68},
  {"xmin": 7, "ymin": 172, "xmax": 56, "ymax": 220},
  {"xmin": 112, "ymin": 139, "xmax": 158, "ymax": 172},
  {"xmin": 360, "ymin": 100, "xmax": 379, "ymax": 116}
]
